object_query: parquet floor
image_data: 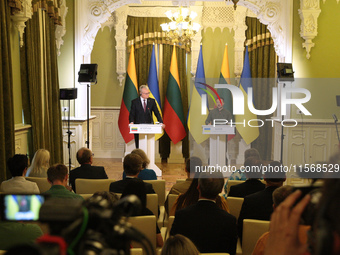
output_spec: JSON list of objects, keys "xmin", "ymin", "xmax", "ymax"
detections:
[{"xmin": 92, "ymin": 158, "xmax": 187, "ymax": 192}]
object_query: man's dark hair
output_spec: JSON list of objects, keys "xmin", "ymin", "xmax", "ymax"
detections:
[
  {"xmin": 7, "ymin": 154, "xmax": 28, "ymax": 177},
  {"xmin": 47, "ymin": 164, "xmax": 68, "ymax": 183},
  {"xmin": 185, "ymin": 157, "xmax": 202, "ymax": 174},
  {"xmin": 198, "ymin": 173, "xmax": 224, "ymax": 199},
  {"xmin": 264, "ymin": 161, "xmax": 286, "ymax": 183},
  {"xmin": 76, "ymin": 147, "xmax": 92, "ymax": 164},
  {"xmin": 123, "ymin": 153, "xmax": 143, "ymax": 176},
  {"xmin": 244, "ymin": 156, "xmax": 263, "ymax": 179},
  {"xmin": 244, "ymin": 148, "xmax": 261, "ymax": 160}
]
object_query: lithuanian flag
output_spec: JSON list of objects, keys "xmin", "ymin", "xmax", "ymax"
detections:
[
  {"xmin": 163, "ymin": 46, "xmax": 186, "ymax": 144},
  {"xmin": 118, "ymin": 45, "xmax": 138, "ymax": 143}
]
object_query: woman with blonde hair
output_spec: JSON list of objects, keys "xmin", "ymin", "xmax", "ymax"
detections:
[
  {"xmin": 161, "ymin": 234, "xmax": 199, "ymax": 255},
  {"xmin": 26, "ymin": 149, "xmax": 50, "ymax": 177},
  {"xmin": 122, "ymin": 148, "xmax": 157, "ymax": 180}
]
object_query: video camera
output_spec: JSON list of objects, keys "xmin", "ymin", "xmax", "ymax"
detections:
[{"xmin": 0, "ymin": 194, "xmax": 155, "ymax": 255}]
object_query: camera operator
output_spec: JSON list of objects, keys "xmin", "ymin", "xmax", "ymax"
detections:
[{"xmin": 264, "ymin": 154, "xmax": 340, "ymax": 255}]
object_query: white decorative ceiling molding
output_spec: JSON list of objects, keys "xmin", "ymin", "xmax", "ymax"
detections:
[
  {"xmin": 201, "ymin": 2, "xmax": 234, "ymax": 32},
  {"xmin": 10, "ymin": 0, "xmax": 33, "ymax": 47},
  {"xmin": 233, "ymin": 6, "xmax": 248, "ymax": 77},
  {"xmin": 322, "ymin": 0, "xmax": 340, "ymax": 3},
  {"xmin": 114, "ymin": 5, "xmax": 128, "ymax": 86},
  {"xmin": 107, "ymin": 3, "xmax": 203, "ymax": 85},
  {"xmin": 55, "ymin": 0, "xmax": 68, "ymax": 56},
  {"xmin": 298, "ymin": 0, "xmax": 321, "ymax": 59},
  {"xmin": 234, "ymin": 0, "xmax": 286, "ymax": 59},
  {"xmin": 82, "ymin": 0, "xmax": 292, "ymax": 82}
]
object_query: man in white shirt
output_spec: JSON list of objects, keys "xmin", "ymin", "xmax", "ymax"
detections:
[{"xmin": 1, "ymin": 154, "xmax": 40, "ymax": 194}]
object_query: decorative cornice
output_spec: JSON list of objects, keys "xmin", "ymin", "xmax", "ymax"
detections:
[
  {"xmin": 55, "ymin": 0, "xmax": 68, "ymax": 56},
  {"xmin": 82, "ymin": 0, "xmax": 292, "ymax": 79},
  {"xmin": 298, "ymin": 0, "xmax": 321, "ymax": 59},
  {"xmin": 10, "ymin": 0, "xmax": 33, "ymax": 47}
]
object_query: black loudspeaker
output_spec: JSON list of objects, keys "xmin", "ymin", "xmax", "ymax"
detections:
[
  {"xmin": 60, "ymin": 88, "xmax": 78, "ymax": 100},
  {"xmin": 78, "ymin": 64, "xmax": 98, "ymax": 83},
  {"xmin": 277, "ymin": 63, "xmax": 294, "ymax": 82},
  {"xmin": 336, "ymin": 95, "xmax": 340, "ymax": 106}
]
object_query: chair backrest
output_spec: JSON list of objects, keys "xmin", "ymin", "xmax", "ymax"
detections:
[
  {"xmin": 128, "ymin": 216, "xmax": 157, "ymax": 254},
  {"xmin": 146, "ymin": 193, "xmax": 158, "ymax": 219},
  {"xmin": 176, "ymin": 179, "xmax": 186, "ymax": 184},
  {"xmin": 226, "ymin": 180, "xmax": 245, "ymax": 195},
  {"xmin": 167, "ymin": 194, "xmax": 178, "ymax": 215},
  {"xmin": 242, "ymin": 219, "xmax": 270, "ymax": 255},
  {"xmin": 130, "ymin": 248, "xmax": 143, "ymax": 255},
  {"xmin": 164, "ymin": 216, "xmax": 175, "ymax": 241},
  {"xmin": 226, "ymin": 196, "xmax": 244, "ymax": 220},
  {"xmin": 25, "ymin": 177, "xmax": 50, "ymax": 193},
  {"xmin": 75, "ymin": 179, "xmax": 115, "ymax": 194},
  {"xmin": 144, "ymin": 180, "xmax": 165, "ymax": 206}
]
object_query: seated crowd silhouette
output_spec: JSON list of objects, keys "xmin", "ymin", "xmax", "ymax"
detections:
[{"xmin": 0, "ymin": 147, "xmax": 339, "ymax": 255}]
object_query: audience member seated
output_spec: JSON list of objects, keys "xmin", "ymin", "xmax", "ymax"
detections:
[
  {"xmin": 164, "ymin": 157, "xmax": 202, "ymax": 214},
  {"xmin": 238, "ymin": 161, "xmax": 286, "ymax": 244},
  {"xmin": 122, "ymin": 149, "xmax": 157, "ymax": 180},
  {"xmin": 44, "ymin": 164, "xmax": 83, "ymax": 200},
  {"xmin": 0, "ymin": 220, "xmax": 43, "ymax": 250},
  {"xmin": 228, "ymin": 156, "xmax": 265, "ymax": 198},
  {"xmin": 26, "ymin": 149, "xmax": 50, "ymax": 177},
  {"xmin": 161, "ymin": 234, "xmax": 199, "ymax": 255},
  {"xmin": 69, "ymin": 147, "xmax": 108, "ymax": 193},
  {"xmin": 224, "ymin": 148, "xmax": 261, "ymax": 197},
  {"xmin": 253, "ymin": 185, "xmax": 312, "ymax": 255},
  {"xmin": 1, "ymin": 154, "xmax": 40, "ymax": 194},
  {"xmin": 110, "ymin": 153, "xmax": 155, "ymax": 194},
  {"xmin": 169, "ymin": 172, "xmax": 229, "ymax": 216},
  {"xmin": 121, "ymin": 178, "xmax": 163, "ymax": 247},
  {"xmin": 170, "ymin": 172, "xmax": 237, "ymax": 254}
]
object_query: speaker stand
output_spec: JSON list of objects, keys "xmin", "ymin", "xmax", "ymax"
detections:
[
  {"xmin": 66, "ymin": 99, "xmax": 72, "ymax": 173},
  {"xmin": 86, "ymin": 84, "xmax": 90, "ymax": 148}
]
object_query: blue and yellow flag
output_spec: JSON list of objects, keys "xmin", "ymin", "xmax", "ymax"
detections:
[
  {"xmin": 188, "ymin": 45, "xmax": 209, "ymax": 144},
  {"xmin": 235, "ymin": 46, "xmax": 259, "ymax": 144},
  {"xmin": 147, "ymin": 44, "xmax": 163, "ymax": 140}
]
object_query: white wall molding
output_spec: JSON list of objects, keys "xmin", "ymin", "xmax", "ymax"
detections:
[
  {"xmin": 14, "ymin": 124, "xmax": 31, "ymax": 155},
  {"xmin": 10, "ymin": 0, "xmax": 33, "ymax": 47},
  {"xmin": 55, "ymin": 0, "xmax": 68, "ymax": 56},
  {"xmin": 298, "ymin": 0, "xmax": 321, "ymax": 59},
  {"xmin": 91, "ymin": 107, "xmax": 126, "ymax": 158},
  {"xmin": 80, "ymin": 0, "xmax": 293, "ymax": 80}
]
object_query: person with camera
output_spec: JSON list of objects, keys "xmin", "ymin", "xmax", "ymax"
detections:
[{"xmin": 44, "ymin": 164, "xmax": 83, "ymax": 200}]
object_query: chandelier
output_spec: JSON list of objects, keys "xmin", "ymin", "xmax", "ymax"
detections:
[
  {"xmin": 226, "ymin": 0, "xmax": 239, "ymax": 10},
  {"xmin": 160, "ymin": 8, "xmax": 201, "ymax": 45}
]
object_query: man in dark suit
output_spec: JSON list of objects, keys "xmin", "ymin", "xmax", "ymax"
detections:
[
  {"xmin": 170, "ymin": 173, "xmax": 237, "ymax": 254},
  {"xmin": 129, "ymin": 85, "xmax": 163, "ymax": 148},
  {"xmin": 237, "ymin": 161, "xmax": 286, "ymax": 244},
  {"xmin": 69, "ymin": 147, "xmax": 108, "ymax": 193},
  {"xmin": 109, "ymin": 153, "xmax": 155, "ymax": 194},
  {"xmin": 228, "ymin": 157, "xmax": 265, "ymax": 198}
]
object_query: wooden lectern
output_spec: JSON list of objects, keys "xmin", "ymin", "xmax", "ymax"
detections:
[
  {"xmin": 128, "ymin": 124, "xmax": 163, "ymax": 177},
  {"xmin": 202, "ymin": 125, "xmax": 235, "ymax": 176}
]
